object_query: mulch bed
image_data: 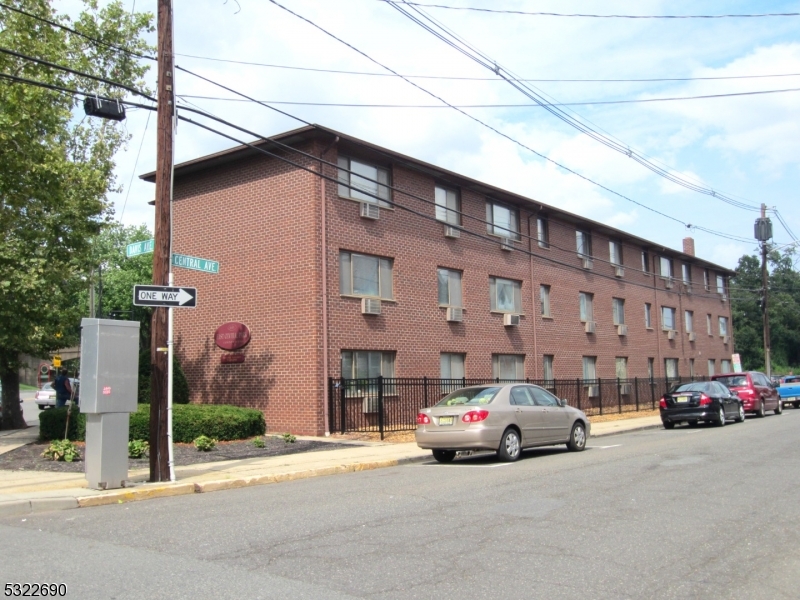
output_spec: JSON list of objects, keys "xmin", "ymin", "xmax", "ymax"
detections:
[{"xmin": 0, "ymin": 436, "xmax": 357, "ymax": 473}]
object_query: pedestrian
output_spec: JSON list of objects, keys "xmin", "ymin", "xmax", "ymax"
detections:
[{"xmin": 53, "ymin": 368, "xmax": 73, "ymax": 409}]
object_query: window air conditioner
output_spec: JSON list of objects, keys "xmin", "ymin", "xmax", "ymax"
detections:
[
  {"xmin": 664, "ymin": 278, "xmax": 674, "ymax": 289},
  {"xmin": 446, "ymin": 307, "xmax": 464, "ymax": 322},
  {"xmin": 688, "ymin": 332, "xmax": 696, "ymax": 342},
  {"xmin": 500, "ymin": 238, "xmax": 514, "ymax": 251},
  {"xmin": 614, "ymin": 266, "xmax": 624, "ymax": 278},
  {"xmin": 359, "ymin": 202, "xmax": 380, "ymax": 220},
  {"xmin": 503, "ymin": 314, "xmax": 520, "ymax": 327},
  {"xmin": 586, "ymin": 385, "xmax": 600, "ymax": 398},
  {"xmin": 617, "ymin": 324, "xmax": 628, "ymax": 336},
  {"xmin": 683, "ymin": 283, "xmax": 693, "ymax": 295},
  {"xmin": 361, "ymin": 298, "xmax": 382, "ymax": 315},
  {"xmin": 620, "ymin": 384, "xmax": 632, "ymax": 396},
  {"xmin": 667, "ymin": 329, "xmax": 676, "ymax": 340},
  {"xmin": 721, "ymin": 293, "xmax": 728, "ymax": 302},
  {"xmin": 582, "ymin": 257, "xmax": 594, "ymax": 270},
  {"xmin": 723, "ymin": 335, "xmax": 730, "ymax": 344},
  {"xmin": 362, "ymin": 395, "xmax": 379, "ymax": 414},
  {"xmin": 444, "ymin": 224, "xmax": 460, "ymax": 239},
  {"xmin": 584, "ymin": 321, "xmax": 596, "ymax": 334}
]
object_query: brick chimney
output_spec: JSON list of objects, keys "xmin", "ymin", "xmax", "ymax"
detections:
[{"xmin": 683, "ymin": 237, "xmax": 695, "ymax": 257}]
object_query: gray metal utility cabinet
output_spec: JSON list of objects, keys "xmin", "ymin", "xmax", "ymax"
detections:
[{"xmin": 80, "ymin": 318, "xmax": 140, "ymax": 490}]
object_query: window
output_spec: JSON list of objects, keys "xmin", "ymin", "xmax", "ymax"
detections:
[
  {"xmin": 579, "ymin": 292, "xmax": 594, "ymax": 322},
  {"xmin": 339, "ymin": 252, "xmax": 393, "ymax": 299},
  {"xmin": 437, "ymin": 268, "xmax": 463, "ymax": 307},
  {"xmin": 704, "ymin": 269, "xmax": 710, "ymax": 291},
  {"xmin": 543, "ymin": 355, "xmax": 554, "ymax": 382},
  {"xmin": 659, "ymin": 256, "xmax": 673, "ymax": 279},
  {"xmin": 641, "ymin": 250, "xmax": 650, "ymax": 273},
  {"xmin": 440, "ymin": 353, "xmax": 465, "ymax": 392},
  {"xmin": 576, "ymin": 230, "xmax": 592, "ymax": 257},
  {"xmin": 721, "ymin": 359, "xmax": 732, "ymax": 372},
  {"xmin": 341, "ymin": 351, "xmax": 396, "ymax": 395},
  {"xmin": 685, "ymin": 310, "xmax": 694, "ymax": 332},
  {"xmin": 682, "ymin": 263, "xmax": 692, "ymax": 284},
  {"xmin": 645, "ymin": 303, "xmax": 652, "ymax": 328},
  {"xmin": 615, "ymin": 357, "xmax": 628, "ymax": 380},
  {"xmin": 486, "ymin": 200, "xmax": 520, "ymax": 240},
  {"xmin": 435, "ymin": 185, "xmax": 460, "ymax": 225},
  {"xmin": 708, "ymin": 359, "xmax": 716, "ymax": 376},
  {"xmin": 492, "ymin": 354, "xmax": 524, "ymax": 380},
  {"xmin": 609, "ymin": 240, "xmax": 622, "ymax": 265},
  {"xmin": 490, "ymin": 277, "xmax": 522, "ymax": 313},
  {"xmin": 662, "ymin": 306, "xmax": 676, "ymax": 330},
  {"xmin": 537, "ymin": 217, "xmax": 550, "ymax": 248},
  {"xmin": 582, "ymin": 356, "xmax": 597, "ymax": 381},
  {"xmin": 648, "ymin": 358, "xmax": 655, "ymax": 380},
  {"xmin": 716, "ymin": 274, "xmax": 726, "ymax": 295},
  {"xmin": 612, "ymin": 298, "xmax": 625, "ymax": 325},
  {"xmin": 665, "ymin": 358, "xmax": 679, "ymax": 379},
  {"xmin": 540, "ymin": 285, "xmax": 551, "ymax": 317},
  {"xmin": 530, "ymin": 387, "xmax": 560, "ymax": 407},
  {"xmin": 707, "ymin": 314, "xmax": 712, "ymax": 335},
  {"xmin": 689, "ymin": 359, "xmax": 695, "ymax": 378},
  {"xmin": 719, "ymin": 316, "xmax": 729, "ymax": 336},
  {"xmin": 337, "ymin": 156, "xmax": 390, "ymax": 206}
]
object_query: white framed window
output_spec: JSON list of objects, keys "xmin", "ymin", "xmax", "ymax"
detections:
[
  {"xmin": 662, "ymin": 306, "xmax": 676, "ymax": 330},
  {"xmin": 486, "ymin": 200, "xmax": 520, "ymax": 240},
  {"xmin": 437, "ymin": 268, "xmax": 463, "ymax": 307},
  {"xmin": 341, "ymin": 351, "xmax": 396, "ymax": 395},
  {"xmin": 716, "ymin": 274, "xmax": 726, "ymax": 295},
  {"xmin": 707, "ymin": 314, "xmax": 712, "ymax": 335},
  {"xmin": 689, "ymin": 359, "xmax": 695, "ymax": 378},
  {"xmin": 537, "ymin": 217, "xmax": 550, "ymax": 248},
  {"xmin": 704, "ymin": 269, "xmax": 710, "ymax": 291},
  {"xmin": 582, "ymin": 356, "xmax": 597, "ymax": 381},
  {"xmin": 685, "ymin": 310, "xmax": 694, "ymax": 332},
  {"xmin": 612, "ymin": 298, "xmax": 625, "ymax": 325},
  {"xmin": 721, "ymin": 359, "xmax": 732, "ymax": 372},
  {"xmin": 648, "ymin": 358, "xmax": 655, "ymax": 379},
  {"xmin": 576, "ymin": 230, "xmax": 592, "ymax": 257},
  {"xmin": 641, "ymin": 250, "xmax": 650, "ymax": 273},
  {"xmin": 708, "ymin": 359, "xmax": 716, "ymax": 376},
  {"xmin": 645, "ymin": 303, "xmax": 652, "ymax": 328},
  {"xmin": 719, "ymin": 316, "xmax": 729, "ymax": 336},
  {"xmin": 440, "ymin": 353, "xmax": 465, "ymax": 391},
  {"xmin": 579, "ymin": 292, "xmax": 594, "ymax": 322},
  {"xmin": 492, "ymin": 354, "xmax": 524, "ymax": 380},
  {"xmin": 540, "ymin": 284, "xmax": 551, "ymax": 317},
  {"xmin": 490, "ymin": 277, "xmax": 522, "ymax": 313},
  {"xmin": 682, "ymin": 263, "xmax": 692, "ymax": 284},
  {"xmin": 615, "ymin": 357, "xmax": 628, "ymax": 380},
  {"xmin": 665, "ymin": 358, "xmax": 679, "ymax": 379},
  {"xmin": 543, "ymin": 355, "xmax": 554, "ymax": 382},
  {"xmin": 609, "ymin": 240, "xmax": 622, "ymax": 265},
  {"xmin": 339, "ymin": 251, "xmax": 393, "ymax": 299},
  {"xmin": 435, "ymin": 185, "xmax": 460, "ymax": 225},
  {"xmin": 337, "ymin": 156, "xmax": 390, "ymax": 206},
  {"xmin": 659, "ymin": 256, "xmax": 673, "ymax": 279}
]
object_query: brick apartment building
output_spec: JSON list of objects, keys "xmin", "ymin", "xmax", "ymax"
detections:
[{"xmin": 143, "ymin": 125, "xmax": 735, "ymax": 435}]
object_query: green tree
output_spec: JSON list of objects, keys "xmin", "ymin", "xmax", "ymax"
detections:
[{"xmin": 0, "ymin": 1, "xmax": 153, "ymax": 429}]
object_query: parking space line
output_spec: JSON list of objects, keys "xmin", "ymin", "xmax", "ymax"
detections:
[{"xmin": 588, "ymin": 444, "xmax": 622, "ymax": 449}]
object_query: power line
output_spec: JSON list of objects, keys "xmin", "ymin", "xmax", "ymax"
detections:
[
  {"xmin": 119, "ymin": 108, "xmax": 153, "ymax": 220},
  {"xmin": 380, "ymin": 2, "xmax": 800, "ymax": 19}
]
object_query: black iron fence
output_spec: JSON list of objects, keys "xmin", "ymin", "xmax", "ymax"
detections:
[{"xmin": 328, "ymin": 376, "xmax": 710, "ymax": 439}]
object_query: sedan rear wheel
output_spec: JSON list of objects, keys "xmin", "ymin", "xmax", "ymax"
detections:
[
  {"xmin": 735, "ymin": 404, "xmax": 745, "ymax": 423},
  {"xmin": 717, "ymin": 406, "xmax": 726, "ymax": 427},
  {"xmin": 497, "ymin": 428, "xmax": 521, "ymax": 462},
  {"xmin": 775, "ymin": 400, "xmax": 783, "ymax": 415},
  {"xmin": 663, "ymin": 421, "xmax": 675, "ymax": 430},
  {"xmin": 567, "ymin": 422, "xmax": 587, "ymax": 451},
  {"xmin": 432, "ymin": 450, "xmax": 456, "ymax": 464},
  {"xmin": 756, "ymin": 401, "xmax": 766, "ymax": 418}
]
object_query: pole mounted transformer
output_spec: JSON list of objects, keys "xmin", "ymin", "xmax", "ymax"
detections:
[{"xmin": 754, "ymin": 216, "xmax": 773, "ymax": 242}]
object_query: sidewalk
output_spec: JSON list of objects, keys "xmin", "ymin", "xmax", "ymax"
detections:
[{"xmin": 0, "ymin": 414, "xmax": 662, "ymax": 518}]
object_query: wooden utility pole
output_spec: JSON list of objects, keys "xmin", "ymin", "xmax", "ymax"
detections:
[
  {"xmin": 760, "ymin": 203, "xmax": 772, "ymax": 378},
  {"xmin": 150, "ymin": 0, "xmax": 174, "ymax": 482}
]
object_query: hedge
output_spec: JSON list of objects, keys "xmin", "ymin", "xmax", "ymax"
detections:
[
  {"xmin": 40, "ymin": 404, "xmax": 265, "ymax": 443},
  {"xmin": 138, "ymin": 350, "xmax": 190, "ymax": 404}
]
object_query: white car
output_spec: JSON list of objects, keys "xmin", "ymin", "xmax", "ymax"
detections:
[{"xmin": 35, "ymin": 380, "xmax": 80, "ymax": 409}]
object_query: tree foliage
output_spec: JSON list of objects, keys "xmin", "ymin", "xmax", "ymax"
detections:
[{"xmin": 0, "ymin": 0, "xmax": 153, "ymax": 429}]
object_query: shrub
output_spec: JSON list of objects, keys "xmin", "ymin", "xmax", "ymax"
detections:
[
  {"xmin": 282, "ymin": 432, "xmax": 297, "ymax": 444},
  {"xmin": 42, "ymin": 439, "xmax": 80, "ymax": 462},
  {"xmin": 41, "ymin": 404, "xmax": 265, "ymax": 444},
  {"xmin": 137, "ymin": 350, "xmax": 190, "ymax": 404},
  {"xmin": 252, "ymin": 437, "xmax": 265, "ymax": 448},
  {"xmin": 128, "ymin": 439, "xmax": 149, "ymax": 458},
  {"xmin": 194, "ymin": 435, "xmax": 216, "ymax": 451}
]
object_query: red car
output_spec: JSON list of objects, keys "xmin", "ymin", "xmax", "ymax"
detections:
[{"xmin": 712, "ymin": 372, "xmax": 781, "ymax": 417}]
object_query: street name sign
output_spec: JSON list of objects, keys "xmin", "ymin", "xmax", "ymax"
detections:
[
  {"xmin": 133, "ymin": 285, "xmax": 197, "ymax": 308},
  {"xmin": 126, "ymin": 239, "xmax": 155, "ymax": 257},
  {"xmin": 172, "ymin": 253, "xmax": 219, "ymax": 274}
]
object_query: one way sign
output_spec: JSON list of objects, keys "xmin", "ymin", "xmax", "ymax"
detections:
[{"xmin": 133, "ymin": 285, "xmax": 197, "ymax": 308}]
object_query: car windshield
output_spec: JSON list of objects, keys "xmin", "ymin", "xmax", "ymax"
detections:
[
  {"xmin": 670, "ymin": 382, "xmax": 708, "ymax": 394},
  {"xmin": 436, "ymin": 387, "xmax": 500, "ymax": 407},
  {"xmin": 716, "ymin": 375, "xmax": 747, "ymax": 387}
]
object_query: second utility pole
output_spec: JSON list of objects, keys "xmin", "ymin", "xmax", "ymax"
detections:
[
  {"xmin": 760, "ymin": 203, "xmax": 771, "ymax": 379},
  {"xmin": 150, "ymin": 0, "xmax": 175, "ymax": 482}
]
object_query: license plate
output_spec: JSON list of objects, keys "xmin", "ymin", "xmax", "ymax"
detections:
[
  {"xmin": 438, "ymin": 416, "xmax": 454, "ymax": 426},
  {"xmin": 676, "ymin": 396, "xmax": 690, "ymax": 403}
]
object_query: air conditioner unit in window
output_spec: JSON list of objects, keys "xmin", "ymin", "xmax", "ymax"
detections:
[
  {"xmin": 683, "ymin": 283, "xmax": 693, "ymax": 295},
  {"xmin": 617, "ymin": 324, "xmax": 628, "ymax": 336},
  {"xmin": 582, "ymin": 257, "xmax": 594, "ymax": 270},
  {"xmin": 362, "ymin": 395, "xmax": 379, "ymax": 414},
  {"xmin": 586, "ymin": 385, "xmax": 600, "ymax": 398},
  {"xmin": 664, "ymin": 278, "xmax": 674, "ymax": 289},
  {"xmin": 500, "ymin": 238, "xmax": 514, "ymax": 251},
  {"xmin": 688, "ymin": 332, "xmax": 697, "ymax": 342},
  {"xmin": 361, "ymin": 298, "xmax": 382, "ymax": 315},
  {"xmin": 446, "ymin": 307, "xmax": 464, "ymax": 322},
  {"xmin": 721, "ymin": 293, "xmax": 728, "ymax": 302},
  {"xmin": 584, "ymin": 321, "xmax": 596, "ymax": 334},
  {"xmin": 667, "ymin": 329, "xmax": 676, "ymax": 340},
  {"xmin": 620, "ymin": 384, "xmax": 632, "ymax": 396},
  {"xmin": 503, "ymin": 313, "xmax": 520, "ymax": 327},
  {"xmin": 723, "ymin": 335, "xmax": 730, "ymax": 344},
  {"xmin": 444, "ymin": 224, "xmax": 460, "ymax": 238},
  {"xmin": 614, "ymin": 266, "xmax": 624, "ymax": 278},
  {"xmin": 359, "ymin": 202, "xmax": 380, "ymax": 220}
]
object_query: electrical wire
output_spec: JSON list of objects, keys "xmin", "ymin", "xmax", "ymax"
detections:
[{"xmin": 119, "ymin": 108, "xmax": 153, "ymax": 220}]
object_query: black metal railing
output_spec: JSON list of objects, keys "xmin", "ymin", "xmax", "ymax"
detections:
[{"xmin": 328, "ymin": 375, "xmax": 708, "ymax": 439}]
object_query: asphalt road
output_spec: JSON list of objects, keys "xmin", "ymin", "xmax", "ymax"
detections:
[{"xmin": 2, "ymin": 410, "xmax": 799, "ymax": 600}]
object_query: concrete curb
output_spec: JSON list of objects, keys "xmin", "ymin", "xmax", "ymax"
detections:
[
  {"xmin": 76, "ymin": 483, "xmax": 196, "ymax": 508},
  {"xmin": 591, "ymin": 422, "xmax": 663, "ymax": 438},
  {"xmin": 0, "ymin": 497, "xmax": 79, "ymax": 518}
]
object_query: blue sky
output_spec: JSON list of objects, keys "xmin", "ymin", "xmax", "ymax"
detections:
[{"xmin": 89, "ymin": 0, "xmax": 800, "ymax": 269}]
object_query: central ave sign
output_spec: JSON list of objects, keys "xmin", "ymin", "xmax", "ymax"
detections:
[{"xmin": 133, "ymin": 285, "xmax": 197, "ymax": 308}]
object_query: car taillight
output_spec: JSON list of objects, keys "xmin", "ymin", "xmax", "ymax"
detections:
[
  {"xmin": 659, "ymin": 397, "xmax": 667, "ymax": 409},
  {"xmin": 416, "ymin": 413, "xmax": 430, "ymax": 425},
  {"xmin": 462, "ymin": 410, "xmax": 489, "ymax": 423},
  {"xmin": 699, "ymin": 394, "xmax": 712, "ymax": 406}
]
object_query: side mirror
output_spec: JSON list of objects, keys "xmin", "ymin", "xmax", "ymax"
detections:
[{"xmin": 561, "ymin": 399, "xmax": 569, "ymax": 407}]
